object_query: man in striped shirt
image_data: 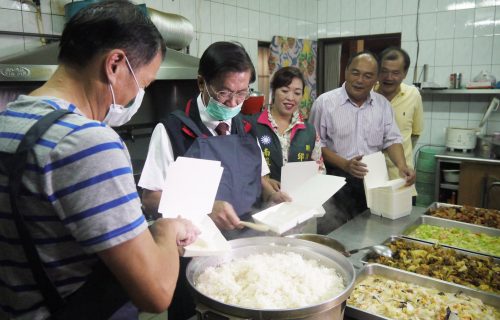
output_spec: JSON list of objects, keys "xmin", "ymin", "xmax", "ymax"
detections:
[
  {"xmin": 310, "ymin": 51, "xmax": 416, "ymax": 233},
  {"xmin": 0, "ymin": 1, "xmax": 199, "ymax": 319}
]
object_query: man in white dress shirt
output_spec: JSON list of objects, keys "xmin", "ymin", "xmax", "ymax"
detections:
[{"xmin": 309, "ymin": 51, "xmax": 416, "ymax": 233}]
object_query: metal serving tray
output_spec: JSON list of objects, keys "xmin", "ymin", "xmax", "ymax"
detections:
[
  {"xmin": 401, "ymin": 215, "xmax": 500, "ymax": 258},
  {"xmin": 345, "ymin": 263, "xmax": 500, "ymax": 320},
  {"xmin": 359, "ymin": 236, "xmax": 500, "ymax": 265},
  {"xmin": 425, "ymin": 202, "xmax": 500, "ymax": 229}
]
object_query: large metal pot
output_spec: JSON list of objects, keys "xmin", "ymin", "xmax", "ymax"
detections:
[{"xmin": 186, "ymin": 236, "xmax": 355, "ymax": 320}]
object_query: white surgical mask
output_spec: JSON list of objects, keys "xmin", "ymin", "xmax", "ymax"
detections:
[{"xmin": 104, "ymin": 56, "xmax": 145, "ymax": 127}]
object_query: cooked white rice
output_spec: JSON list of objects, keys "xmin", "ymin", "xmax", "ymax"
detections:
[{"xmin": 194, "ymin": 251, "xmax": 345, "ymax": 309}]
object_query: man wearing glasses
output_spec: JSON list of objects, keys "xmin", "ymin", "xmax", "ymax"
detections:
[{"xmin": 139, "ymin": 41, "xmax": 290, "ymax": 319}]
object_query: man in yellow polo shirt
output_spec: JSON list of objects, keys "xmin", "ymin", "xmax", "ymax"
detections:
[{"xmin": 375, "ymin": 47, "xmax": 424, "ymax": 196}]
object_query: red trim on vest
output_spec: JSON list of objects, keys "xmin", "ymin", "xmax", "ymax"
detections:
[
  {"xmin": 289, "ymin": 114, "xmax": 306, "ymax": 141},
  {"xmin": 242, "ymin": 119, "xmax": 252, "ymax": 133},
  {"xmin": 180, "ymin": 98, "xmax": 208, "ymax": 138}
]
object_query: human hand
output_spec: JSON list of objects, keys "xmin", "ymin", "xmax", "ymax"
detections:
[
  {"xmin": 399, "ymin": 167, "xmax": 416, "ymax": 186},
  {"xmin": 345, "ymin": 155, "xmax": 368, "ymax": 179},
  {"xmin": 150, "ymin": 217, "xmax": 200, "ymax": 247},
  {"xmin": 268, "ymin": 178, "xmax": 281, "ymax": 192},
  {"xmin": 209, "ymin": 200, "xmax": 242, "ymax": 230},
  {"xmin": 269, "ymin": 191, "xmax": 292, "ymax": 204}
]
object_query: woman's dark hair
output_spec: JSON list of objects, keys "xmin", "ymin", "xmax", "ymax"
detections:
[
  {"xmin": 379, "ymin": 47, "xmax": 411, "ymax": 72},
  {"xmin": 270, "ymin": 66, "xmax": 305, "ymax": 94},
  {"xmin": 59, "ymin": 0, "xmax": 166, "ymax": 69},
  {"xmin": 198, "ymin": 41, "xmax": 256, "ymax": 84}
]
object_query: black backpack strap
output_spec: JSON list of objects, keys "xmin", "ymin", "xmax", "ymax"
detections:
[{"xmin": 2, "ymin": 109, "xmax": 69, "ymax": 312}]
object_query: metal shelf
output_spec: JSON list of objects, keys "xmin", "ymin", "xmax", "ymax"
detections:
[
  {"xmin": 440, "ymin": 183, "xmax": 459, "ymax": 190},
  {"xmin": 420, "ymin": 89, "xmax": 500, "ymax": 95}
]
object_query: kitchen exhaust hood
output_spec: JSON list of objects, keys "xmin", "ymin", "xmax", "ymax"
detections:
[{"xmin": 0, "ymin": 41, "xmax": 199, "ymax": 82}]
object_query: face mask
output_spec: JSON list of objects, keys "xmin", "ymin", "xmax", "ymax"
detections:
[
  {"xmin": 104, "ymin": 56, "xmax": 145, "ymax": 127},
  {"xmin": 204, "ymin": 84, "xmax": 243, "ymax": 121}
]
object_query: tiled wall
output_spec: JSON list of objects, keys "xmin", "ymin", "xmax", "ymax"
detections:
[
  {"xmin": 0, "ymin": 0, "xmax": 499, "ymax": 147},
  {"xmin": 318, "ymin": 0, "xmax": 500, "ymax": 150}
]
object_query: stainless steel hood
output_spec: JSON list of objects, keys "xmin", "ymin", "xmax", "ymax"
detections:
[{"xmin": 0, "ymin": 42, "xmax": 199, "ymax": 82}]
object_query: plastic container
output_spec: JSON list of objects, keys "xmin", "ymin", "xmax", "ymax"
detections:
[
  {"xmin": 442, "ymin": 169, "xmax": 460, "ymax": 183},
  {"xmin": 415, "ymin": 194, "xmax": 434, "ymax": 207},
  {"xmin": 415, "ymin": 146, "xmax": 441, "ymax": 173},
  {"xmin": 416, "ymin": 171, "xmax": 436, "ymax": 183},
  {"xmin": 370, "ymin": 186, "xmax": 413, "ymax": 220}
]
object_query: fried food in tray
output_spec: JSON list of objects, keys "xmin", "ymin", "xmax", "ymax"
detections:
[
  {"xmin": 348, "ymin": 274, "xmax": 500, "ymax": 320},
  {"xmin": 367, "ymin": 239, "xmax": 500, "ymax": 294},
  {"xmin": 428, "ymin": 204, "xmax": 500, "ymax": 229}
]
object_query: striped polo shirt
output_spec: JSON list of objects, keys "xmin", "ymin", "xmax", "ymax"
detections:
[
  {"xmin": 309, "ymin": 83, "xmax": 402, "ymax": 161},
  {"xmin": 0, "ymin": 95, "xmax": 147, "ymax": 319}
]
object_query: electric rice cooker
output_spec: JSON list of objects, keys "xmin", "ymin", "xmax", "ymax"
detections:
[{"xmin": 445, "ymin": 127, "xmax": 477, "ymax": 150}]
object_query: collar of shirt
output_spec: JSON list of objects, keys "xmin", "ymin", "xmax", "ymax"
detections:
[
  {"xmin": 374, "ymin": 82, "xmax": 405, "ymax": 100},
  {"xmin": 265, "ymin": 105, "xmax": 301, "ymax": 134},
  {"xmin": 339, "ymin": 82, "xmax": 374, "ymax": 108},
  {"xmin": 196, "ymin": 94, "xmax": 232, "ymax": 134}
]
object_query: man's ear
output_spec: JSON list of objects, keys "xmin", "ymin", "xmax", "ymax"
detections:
[
  {"xmin": 197, "ymin": 75, "xmax": 205, "ymax": 93},
  {"xmin": 104, "ymin": 49, "xmax": 126, "ymax": 85}
]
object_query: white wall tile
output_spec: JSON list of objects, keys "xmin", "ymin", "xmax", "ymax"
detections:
[
  {"xmin": 434, "ymin": 66, "xmax": 453, "ymax": 86},
  {"xmin": 289, "ymin": 18, "xmax": 298, "ymax": 38},
  {"xmin": 318, "ymin": 0, "xmax": 328, "ymax": 23},
  {"xmin": 180, "ymin": 0, "xmax": 196, "ymax": 31},
  {"xmin": 370, "ymin": 18, "xmax": 386, "ymax": 35},
  {"xmin": 455, "ymin": 0, "xmax": 476, "ymax": 10},
  {"xmin": 328, "ymin": 0, "xmax": 341, "ymax": 23},
  {"xmin": 210, "ymin": 2, "xmax": 225, "ymax": 35},
  {"xmin": 306, "ymin": 0, "xmax": 318, "ymax": 22},
  {"xmin": 472, "ymin": 36, "xmax": 493, "ymax": 65},
  {"xmin": 474, "ymin": 7, "xmax": 495, "ymax": 36},
  {"xmin": 327, "ymin": 22, "xmax": 341, "ymax": 37},
  {"xmin": 279, "ymin": 16, "xmax": 289, "ymax": 37},
  {"xmin": 341, "ymin": 20, "xmax": 355, "ymax": 36},
  {"xmin": 401, "ymin": 14, "xmax": 417, "ymax": 41},
  {"xmin": 452, "ymin": 38, "xmax": 473, "ymax": 65},
  {"xmin": 403, "ymin": 0, "xmax": 418, "ymax": 15},
  {"xmin": 340, "ymin": 0, "xmax": 355, "ymax": 21},
  {"xmin": 269, "ymin": 14, "xmax": 280, "ymax": 37},
  {"xmin": 356, "ymin": 0, "xmax": 370, "ymax": 20},
  {"xmin": 224, "ymin": 5, "xmax": 237, "ymax": 37},
  {"xmin": 420, "ymin": 0, "xmax": 438, "ymax": 13},
  {"xmin": 495, "ymin": 7, "xmax": 500, "ymax": 35},
  {"xmin": 259, "ymin": 12, "xmax": 270, "ymax": 41},
  {"xmin": 385, "ymin": 16, "xmax": 402, "ymax": 33},
  {"xmin": 197, "ymin": 0, "xmax": 211, "ymax": 34},
  {"xmin": 435, "ymin": 39, "xmax": 454, "ymax": 66},
  {"xmin": 436, "ymin": 11, "xmax": 455, "ymax": 39},
  {"xmin": 224, "ymin": 0, "xmax": 237, "ymax": 6},
  {"xmin": 196, "ymin": 33, "xmax": 212, "ymax": 58},
  {"xmin": 248, "ymin": 10, "xmax": 260, "ymax": 39},
  {"xmin": 486, "ymin": 121, "xmax": 500, "ymax": 134},
  {"xmin": 386, "ymin": 0, "xmax": 403, "ymax": 16},
  {"xmin": 51, "ymin": 15, "xmax": 65, "ymax": 35},
  {"xmin": 21, "ymin": 12, "xmax": 52, "ymax": 35},
  {"xmin": 318, "ymin": 23, "xmax": 327, "ymax": 38},
  {"xmin": 0, "ymin": 0, "xmax": 21, "ymax": 10},
  {"xmin": 269, "ymin": 0, "xmax": 279, "ymax": 15},
  {"xmin": 259, "ymin": 0, "xmax": 269, "ymax": 13},
  {"xmin": 431, "ymin": 119, "xmax": 450, "ymax": 144},
  {"xmin": 0, "ymin": 9, "xmax": 21, "ymax": 32},
  {"xmin": 50, "ymin": 0, "xmax": 71, "ymax": 16},
  {"xmin": 248, "ymin": 0, "xmax": 259, "ymax": 11},
  {"xmin": 237, "ymin": 7, "xmax": 249, "ymax": 38},
  {"xmin": 355, "ymin": 19, "xmax": 370, "ymax": 35},
  {"xmin": 432, "ymin": 96, "xmax": 451, "ymax": 119},
  {"xmin": 454, "ymin": 9, "xmax": 475, "ymax": 37},
  {"xmin": 419, "ymin": 13, "xmax": 437, "ymax": 40},
  {"xmin": 370, "ymin": 0, "xmax": 387, "ymax": 18},
  {"xmin": 161, "ymin": 0, "xmax": 179, "ymax": 13},
  {"xmin": 492, "ymin": 36, "xmax": 500, "ymax": 68},
  {"xmin": 418, "ymin": 122, "xmax": 432, "ymax": 144},
  {"xmin": 453, "ymin": 65, "xmax": 471, "ymax": 86},
  {"xmin": 450, "ymin": 95, "xmax": 470, "ymax": 119},
  {"xmin": 437, "ymin": 0, "xmax": 457, "ymax": 11},
  {"xmin": 237, "ymin": 0, "xmax": 249, "ymax": 8},
  {"xmin": 279, "ymin": 0, "xmax": 289, "ymax": 17},
  {"xmin": 475, "ymin": 0, "xmax": 497, "ymax": 7},
  {"xmin": 212, "ymin": 34, "xmax": 225, "ymax": 43}
]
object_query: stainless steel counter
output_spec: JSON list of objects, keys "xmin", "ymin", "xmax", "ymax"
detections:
[
  {"xmin": 327, "ymin": 206, "xmax": 426, "ymax": 269},
  {"xmin": 435, "ymin": 151, "xmax": 500, "ymax": 164}
]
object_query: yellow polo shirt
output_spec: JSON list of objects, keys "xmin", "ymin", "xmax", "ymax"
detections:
[{"xmin": 375, "ymin": 82, "xmax": 424, "ymax": 183}]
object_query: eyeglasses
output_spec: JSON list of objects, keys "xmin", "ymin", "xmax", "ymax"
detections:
[{"xmin": 209, "ymin": 85, "xmax": 250, "ymax": 102}]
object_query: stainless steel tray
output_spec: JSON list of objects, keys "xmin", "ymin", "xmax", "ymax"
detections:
[
  {"xmin": 345, "ymin": 263, "xmax": 500, "ymax": 320},
  {"xmin": 401, "ymin": 215, "xmax": 500, "ymax": 258},
  {"xmin": 425, "ymin": 202, "xmax": 500, "ymax": 229},
  {"xmin": 360, "ymin": 236, "xmax": 500, "ymax": 265}
]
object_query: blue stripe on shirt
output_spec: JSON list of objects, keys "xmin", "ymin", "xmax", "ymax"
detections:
[
  {"xmin": 63, "ymin": 192, "xmax": 139, "ymax": 225},
  {"xmin": 47, "ymin": 167, "xmax": 132, "ymax": 202},
  {"xmin": 80, "ymin": 214, "xmax": 145, "ymax": 247},
  {"xmin": 42, "ymin": 142, "xmax": 125, "ymax": 173},
  {"xmin": 42, "ymin": 99, "xmax": 61, "ymax": 110},
  {"xmin": 0, "ymin": 132, "xmax": 24, "ymax": 140}
]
